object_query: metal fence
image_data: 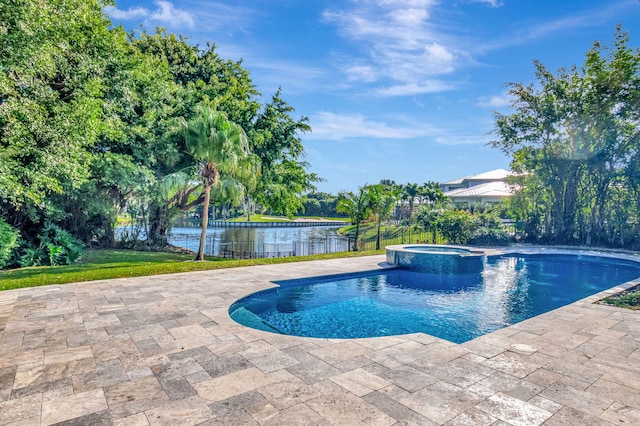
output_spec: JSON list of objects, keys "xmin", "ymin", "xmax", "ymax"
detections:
[
  {"xmin": 347, "ymin": 229, "xmax": 442, "ymax": 252},
  {"xmin": 171, "ymin": 218, "xmax": 349, "ymax": 228},
  {"xmin": 170, "ymin": 228, "xmax": 442, "ymax": 259},
  {"xmin": 207, "ymin": 220, "xmax": 349, "ymax": 228},
  {"xmin": 168, "ymin": 234, "xmax": 350, "ymax": 259}
]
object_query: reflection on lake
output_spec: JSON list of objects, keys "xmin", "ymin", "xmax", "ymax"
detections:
[{"xmin": 168, "ymin": 225, "xmax": 348, "ymax": 257}]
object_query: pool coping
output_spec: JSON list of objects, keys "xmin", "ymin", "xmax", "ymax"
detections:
[{"xmin": 1, "ymin": 250, "xmax": 639, "ymax": 425}]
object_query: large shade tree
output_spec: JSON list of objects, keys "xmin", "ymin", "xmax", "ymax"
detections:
[
  {"xmin": 492, "ymin": 28, "xmax": 640, "ymax": 247},
  {"xmin": 181, "ymin": 107, "xmax": 259, "ymax": 260},
  {"xmin": 249, "ymin": 89, "xmax": 320, "ymax": 217},
  {"xmin": 0, "ymin": 0, "xmax": 119, "ymax": 235}
]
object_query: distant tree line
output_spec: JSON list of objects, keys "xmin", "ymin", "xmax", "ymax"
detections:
[
  {"xmin": 329, "ymin": 181, "xmax": 511, "ymax": 250},
  {"xmin": 0, "ymin": 0, "xmax": 318, "ymax": 267}
]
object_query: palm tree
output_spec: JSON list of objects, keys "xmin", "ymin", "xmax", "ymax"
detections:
[
  {"xmin": 418, "ymin": 181, "xmax": 443, "ymax": 205},
  {"xmin": 404, "ymin": 183, "xmax": 419, "ymax": 219},
  {"xmin": 182, "ymin": 106, "xmax": 260, "ymax": 261},
  {"xmin": 337, "ymin": 186, "xmax": 371, "ymax": 251},
  {"xmin": 367, "ymin": 184, "xmax": 397, "ymax": 250}
]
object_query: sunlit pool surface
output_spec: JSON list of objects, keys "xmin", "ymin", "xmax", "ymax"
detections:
[{"xmin": 229, "ymin": 254, "xmax": 640, "ymax": 343}]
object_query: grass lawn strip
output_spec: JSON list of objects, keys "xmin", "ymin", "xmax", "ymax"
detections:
[{"xmin": 0, "ymin": 249, "xmax": 383, "ymax": 291}]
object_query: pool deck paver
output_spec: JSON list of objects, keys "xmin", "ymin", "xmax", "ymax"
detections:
[{"xmin": 1, "ymin": 255, "xmax": 639, "ymax": 425}]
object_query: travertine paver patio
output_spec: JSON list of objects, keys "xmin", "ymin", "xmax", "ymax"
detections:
[{"xmin": 1, "ymin": 255, "xmax": 639, "ymax": 425}]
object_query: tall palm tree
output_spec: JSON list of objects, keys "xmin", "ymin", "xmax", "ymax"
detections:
[
  {"xmin": 367, "ymin": 184, "xmax": 397, "ymax": 250},
  {"xmin": 418, "ymin": 181, "xmax": 442, "ymax": 205},
  {"xmin": 182, "ymin": 106, "xmax": 260, "ymax": 261},
  {"xmin": 337, "ymin": 186, "xmax": 371, "ymax": 251},
  {"xmin": 404, "ymin": 183, "xmax": 419, "ymax": 219}
]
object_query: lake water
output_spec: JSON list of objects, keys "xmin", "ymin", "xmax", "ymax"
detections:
[{"xmin": 168, "ymin": 225, "xmax": 347, "ymax": 257}]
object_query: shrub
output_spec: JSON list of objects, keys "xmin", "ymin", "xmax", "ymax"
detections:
[
  {"xmin": 0, "ymin": 218, "xmax": 20, "ymax": 269},
  {"xmin": 19, "ymin": 223, "xmax": 84, "ymax": 267},
  {"xmin": 20, "ymin": 247, "xmax": 45, "ymax": 267},
  {"xmin": 436, "ymin": 210, "xmax": 476, "ymax": 244},
  {"xmin": 468, "ymin": 228, "xmax": 512, "ymax": 246}
]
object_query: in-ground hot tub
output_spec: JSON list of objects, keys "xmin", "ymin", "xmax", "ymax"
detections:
[{"xmin": 385, "ymin": 244, "xmax": 486, "ymax": 274}]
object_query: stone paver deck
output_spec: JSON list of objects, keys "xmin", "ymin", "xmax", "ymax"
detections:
[{"xmin": 1, "ymin": 255, "xmax": 639, "ymax": 425}]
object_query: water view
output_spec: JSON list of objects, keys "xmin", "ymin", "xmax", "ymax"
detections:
[{"xmin": 168, "ymin": 224, "xmax": 348, "ymax": 257}]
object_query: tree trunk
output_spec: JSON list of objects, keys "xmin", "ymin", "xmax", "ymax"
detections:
[
  {"xmin": 196, "ymin": 185, "xmax": 211, "ymax": 261},
  {"xmin": 102, "ymin": 215, "xmax": 116, "ymax": 248},
  {"xmin": 148, "ymin": 204, "xmax": 170, "ymax": 247},
  {"xmin": 353, "ymin": 222, "xmax": 361, "ymax": 251},
  {"xmin": 376, "ymin": 218, "xmax": 381, "ymax": 250}
]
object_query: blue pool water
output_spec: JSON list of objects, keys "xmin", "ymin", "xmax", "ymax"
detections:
[{"xmin": 229, "ymin": 254, "xmax": 640, "ymax": 343}]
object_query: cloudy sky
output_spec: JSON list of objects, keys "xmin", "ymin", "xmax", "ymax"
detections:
[{"xmin": 106, "ymin": 0, "xmax": 640, "ymax": 193}]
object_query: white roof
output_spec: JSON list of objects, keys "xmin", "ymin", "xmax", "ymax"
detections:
[
  {"xmin": 441, "ymin": 169, "xmax": 511, "ymax": 186},
  {"xmin": 443, "ymin": 181, "xmax": 514, "ymax": 198}
]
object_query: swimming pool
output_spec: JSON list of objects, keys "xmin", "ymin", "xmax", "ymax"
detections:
[{"xmin": 229, "ymin": 253, "xmax": 640, "ymax": 343}]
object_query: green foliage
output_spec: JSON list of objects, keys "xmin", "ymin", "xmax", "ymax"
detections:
[
  {"xmin": 491, "ymin": 28, "xmax": 640, "ymax": 248},
  {"xmin": 435, "ymin": 210, "xmax": 476, "ymax": 244},
  {"xmin": 20, "ymin": 223, "xmax": 84, "ymax": 267},
  {"xmin": 0, "ymin": 0, "xmax": 119, "ymax": 228},
  {"xmin": 249, "ymin": 90, "xmax": 320, "ymax": 216},
  {"xmin": 414, "ymin": 204, "xmax": 511, "ymax": 245},
  {"xmin": 1, "ymin": 4, "xmax": 320, "ymax": 257},
  {"xmin": 300, "ymin": 192, "xmax": 341, "ymax": 217},
  {"xmin": 19, "ymin": 247, "xmax": 45, "ymax": 268},
  {"xmin": 603, "ymin": 288, "xmax": 640, "ymax": 309},
  {"xmin": 468, "ymin": 206, "xmax": 512, "ymax": 246},
  {"xmin": 337, "ymin": 186, "xmax": 373, "ymax": 251},
  {"xmin": 468, "ymin": 229, "xmax": 511, "ymax": 246},
  {"xmin": 366, "ymin": 184, "xmax": 397, "ymax": 249},
  {"xmin": 179, "ymin": 106, "xmax": 260, "ymax": 260},
  {"xmin": 0, "ymin": 217, "xmax": 20, "ymax": 269}
]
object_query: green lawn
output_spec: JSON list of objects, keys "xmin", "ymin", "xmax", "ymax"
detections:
[{"xmin": 0, "ymin": 249, "xmax": 383, "ymax": 291}]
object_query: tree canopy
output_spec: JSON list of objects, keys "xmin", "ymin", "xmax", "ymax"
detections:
[
  {"xmin": 0, "ymin": 0, "xmax": 320, "ymax": 266},
  {"xmin": 492, "ymin": 28, "xmax": 640, "ymax": 248}
]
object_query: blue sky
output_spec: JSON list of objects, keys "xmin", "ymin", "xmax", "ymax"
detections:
[{"xmin": 106, "ymin": 0, "xmax": 640, "ymax": 194}]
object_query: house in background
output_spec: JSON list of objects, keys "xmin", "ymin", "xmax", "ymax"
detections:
[{"xmin": 440, "ymin": 169, "xmax": 514, "ymax": 207}]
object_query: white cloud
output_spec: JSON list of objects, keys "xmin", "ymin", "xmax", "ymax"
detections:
[
  {"xmin": 323, "ymin": 0, "xmax": 466, "ymax": 97},
  {"xmin": 470, "ymin": 0, "xmax": 503, "ymax": 7},
  {"xmin": 307, "ymin": 111, "xmax": 493, "ymax": 146},
  {"xmin": 105, "ymin": 6, "xmax": 148, "ymax": 20},
  {"xmin": 434, "ymin": 135, "xmax": 490, "ymax": 145},
  {"xmin": 479, "ymin": 1, "xmax": 633, "ymax": 52},
  {"xmin": 105, "ymin": 1, "xmax": 194, "ymax": 28},
  {"xmin": 151, "ymin": 1, "xmax": 195, "ymax": 27},
  {"xmin": 375, "ymin": 80, "xmax": 454, "ymax": 96},
  {"xmin": 171, "ymin": 1, "xmax": 256, "ymax": 33},
  {"xmin": 239, "ymin": 59, "xmax": 331, "ymax": 95},
  {"xmin": 344, "ymin": 64, "xmax": 378, "ymax": 83},
  {"xmin": 307, "ymin": 112, "xmax": 441, "ymax": 140},
  {"xmin": 476, "ymin": 94, "xmax": 510, "ymax": 108}
]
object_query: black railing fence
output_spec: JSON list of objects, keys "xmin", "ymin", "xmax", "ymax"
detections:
[
  {"xmin": 172, "ymin": 218, "xmax": 349, "ymax": 228},
  {"xmin": 347, "ymin": 229, "xmax": 443, "ymax": 252},
  {"xmin": 169, "ymin": 228, "xmax": 442, "ymax": 259}
]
